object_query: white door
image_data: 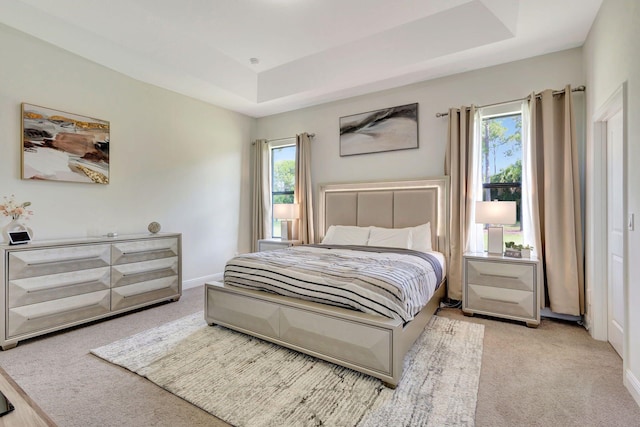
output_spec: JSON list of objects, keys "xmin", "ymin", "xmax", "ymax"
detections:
[{"xmin": 607, "ymin": 109, "xmax": 624, "ymax": 357}]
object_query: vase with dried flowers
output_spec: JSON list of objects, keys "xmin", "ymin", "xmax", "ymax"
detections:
[{"xmin": 1, "ymin": 195, "xmax": 34, "ymax": 242}]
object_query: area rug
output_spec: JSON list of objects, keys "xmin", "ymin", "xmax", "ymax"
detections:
[{"xmin": 91, "ymin": 312, "xmax": 484, "ymax": 427}]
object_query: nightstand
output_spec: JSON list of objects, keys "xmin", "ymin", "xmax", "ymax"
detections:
[
  {"xmin": 257, "ymin": 238, "xmax": 301, "ymax": 252},
  {"xmin": 462, "ymin": 252, "xmax": 540, "ymax": 327}
]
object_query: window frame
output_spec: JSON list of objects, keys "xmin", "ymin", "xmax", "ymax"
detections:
[
  {"xmin": 477, "ymin": 103, "xmax": 524, "ymax": 244},
  {"xmin": 478, "ymin": 106, "xmax": 522, "ymax": 198},
  {"xmin": 269, "ymin": 139, "xmax": 297, "ymax": 238}
]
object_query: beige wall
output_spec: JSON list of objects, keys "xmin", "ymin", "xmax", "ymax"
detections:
[
  {"xmin": 584, "ymin": 0, "xmax": 640, "ymax": 405},
  {"xmin": 256, "ymin": 48, "xmax": 584, "ymax": 233},
  {"xmin": 0, "ymin": 23, "xmax": 255, "ymax": 287}
]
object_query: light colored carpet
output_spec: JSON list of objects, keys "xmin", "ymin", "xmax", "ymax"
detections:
[
  {"xmin": 92, "ymin": 312, "xmax": 484, "ymax": 427},
  {"xmin": 1, "ymin": 287, "xmax": 636, "ymax": 426}
]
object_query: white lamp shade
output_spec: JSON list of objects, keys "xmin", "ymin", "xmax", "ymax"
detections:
[
  {"xmin": 273, "ymin": 203, "xmax": 300, "ymax": 220},
  {"xmin": 475, "ymin": 201, "xmax": 516, "ymax": 225}
]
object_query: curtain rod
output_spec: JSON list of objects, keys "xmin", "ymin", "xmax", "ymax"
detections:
[
  {"xmin": 252, "ymin": 133, "xmax": 315, "ymax": 144},
  {"xmin": 435, "ymin": 85, "xmax": 586, "ymax": 118}
]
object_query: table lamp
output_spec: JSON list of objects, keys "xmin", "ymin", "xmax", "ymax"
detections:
[
  {"xmin": 475, "ymin": 201, "xmax": 516, "ymax": 254},
  {"xmin": 273, "ymin": 203, "xmax": 299, "ymax": 240}
]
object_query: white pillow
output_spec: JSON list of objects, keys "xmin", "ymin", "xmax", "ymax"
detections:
[
  {"xmin": 367, "ymin": 226, "xmax": 412, "ymax": 249},
  {"xmin": 321, "ymin": 225, "xmax": 370, "ymax": 245},
  {"xmin": 408, "ymin": 222, "xmax": 432, "ymax": 252}
]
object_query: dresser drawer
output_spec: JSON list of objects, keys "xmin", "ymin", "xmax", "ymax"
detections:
[
  {"xmin": 8, "ymin": 267, "xmax": 111, "ymax": 308},
  {"xmin": 111, "ymin": 276, "xmax": 179, "ymax": 311},
  {"xmin": 8, "ymin": 245, "xmax": 111, "ymax": 279},
  {"xmin": 7, "ymin": 290, "xmax": 110, "ymax": 337},
  {"xmin": 112, "ymin": 238, "xmax": 179, "ymax": 265},
  {"xmin": 466, "ymin": 284, "xmax": 535, "ymax": 319},
  {"xmin": 111, "ymin": 257, "xmax": 178, "ymax": 288},
  {"xmin": 466, "ymin": 260, "xmax": 534, "ymax": 291}
]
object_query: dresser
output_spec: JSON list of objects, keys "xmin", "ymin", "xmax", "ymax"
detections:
[
  {"xmin": 257, "ymin": 239, "xmax": 301, "ymax": 252},
  {"xmin": 462, "ymin": 252, "xmax": 540, "ymax": 327},
  {"xmin": 1, "ymin": 233, "xmax": 181, "ymax": 350}
]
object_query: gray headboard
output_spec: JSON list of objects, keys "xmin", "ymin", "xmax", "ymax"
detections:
[{"xmin": 317, "ymin": 177, "xmax": 449, "ymax": 252}]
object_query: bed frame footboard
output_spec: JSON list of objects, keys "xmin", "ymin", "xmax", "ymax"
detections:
[{"xmin": 204, "ymin": 281, "xmax": 445, "ymax": 387}]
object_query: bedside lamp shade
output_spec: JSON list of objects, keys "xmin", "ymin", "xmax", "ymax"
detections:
[
  {"xmin": 475, "ymin": 201, "xmax": 516, "ymax": 254},
  {"xmin": 273, "ymin": 203, "xmax": 299, "ymax": 240},
  {"xmin": 273, "ymin": 204, "xmax": 299, "ymax": 221}
]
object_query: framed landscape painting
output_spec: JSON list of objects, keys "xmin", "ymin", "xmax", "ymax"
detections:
[
  {"xmin": 21, "ymin": 103, "xmax": 110, "ymax": 184},
  {"xmin": 339, "ymin": 103, "xmax": 418, "ymax": 156}
]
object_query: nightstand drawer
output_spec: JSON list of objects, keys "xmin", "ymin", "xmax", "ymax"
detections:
[
  {"xmin": 257, "ymin": 239, "xmax": 300, "ymax": 252},
  {"xmin": 466, "ymin": 260, "xmax": 534, "ymax": 291},
  {"xmin": 466, "ymin": 284, "xmax": 535, "ymax": 318}
]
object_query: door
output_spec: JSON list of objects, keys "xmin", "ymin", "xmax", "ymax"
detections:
[{"xmin": 607, "ymin": 109, "xmax": 624, "ymax": 357}]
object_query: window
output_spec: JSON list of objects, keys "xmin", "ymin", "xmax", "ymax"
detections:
[
  {"xmin": 479, "ymin": 108, "xmax": 523, "ymax": 245},
  {"xmin": 270, "ymin": 143, "xmax": 296, "ymax": 237}
]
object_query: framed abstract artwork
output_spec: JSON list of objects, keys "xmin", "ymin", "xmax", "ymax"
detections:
[
  {"xmin": 339, "ymin": 103, "xmax": 418, "ymax": 156},
  {"xmin": 21, "ymin": 103, "xmax": 110, "ymax": 184}
]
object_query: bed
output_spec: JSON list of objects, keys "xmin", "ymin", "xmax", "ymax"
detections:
[{"xmin": 204, "ymin": 177, "xmax": 449, "ymax": 388}]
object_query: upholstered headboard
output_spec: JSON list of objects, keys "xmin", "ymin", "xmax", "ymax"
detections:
[{"xmin": 318, "ymin": 177, "xmax": 449, "ymax": 252}]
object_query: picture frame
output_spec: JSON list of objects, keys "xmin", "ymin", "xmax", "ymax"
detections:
[
  {"xmin": 21, "ymin": 103, "xmax": 110, "ymax": 184},
  {"xmin": 339, "ymin": 103, "xmax": 418, "ymax": 156}
]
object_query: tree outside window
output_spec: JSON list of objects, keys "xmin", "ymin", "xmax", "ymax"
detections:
[
  {"xmin": 481, "ymin": 113, "xmax": 523, "ymax": 244},
  {"xmin": 271, "ymin": 145, "xmax": 296, "ymax": 237}
]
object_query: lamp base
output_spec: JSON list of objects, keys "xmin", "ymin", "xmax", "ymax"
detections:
[
  {"xmin": 280, "ymin": 220, "xmax": 292, "ymax": 240},
  {"xmin": 486, "ymin": 226, "xmax": 504, "ymax": 255}
]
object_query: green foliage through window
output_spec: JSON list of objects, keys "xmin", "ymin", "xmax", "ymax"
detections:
[
  {"xmin": 481, "ymin": 112, "xmax": 523, "ymax": 240},
  {"xmin": 271, "ymin": 144, "xmax": 296, "ymax": 237}
]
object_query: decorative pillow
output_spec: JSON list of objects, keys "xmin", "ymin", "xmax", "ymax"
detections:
[
  {"xmin": 408, "ymin": 222, "xmax": 432, "ymax": 252},
  {"xmin": 321, "ymin": 225, "xmax": 370, "ymax": 245},
  {"xmin": 367, "ymin": 226, "xmax": 412, "ymax": 249}
]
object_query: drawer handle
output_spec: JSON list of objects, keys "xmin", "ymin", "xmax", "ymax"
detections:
[
  {"xmin": 26, "ymin": 303, "xmax": 102, "ymax": 321},
  {"xmin": 27, "ymin": 255, "xmax": 102, "ymax": 267},
  {"xmin": 27, "ymin": 279, "xmax": 105, "ymax": 293},
  {"xmin": 120, "ymin": 248, "xmax": 173, "ymax": 255},
  {"xmin": 479, "ymin": 273, "xmax": 520, "ymax": 280},
  {"xmin": 479, "ymin": 296, "xmax": 519, "ymax": 305},
  {"xmin": 121, "ymin": 267, "xmax": 175, "ymax": 277},
  {"xmin": 121, "ymin": 286, "xmax": 171, "ymax": 299}
]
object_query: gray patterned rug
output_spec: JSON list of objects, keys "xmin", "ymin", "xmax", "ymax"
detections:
[{"xmin": 91, "ymin": 312, "xmax": 484, "ymax": 427}]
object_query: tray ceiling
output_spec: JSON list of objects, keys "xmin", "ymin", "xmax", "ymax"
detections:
[{"xmin": 0, "ymin": 0, "xmax": 602, "ymax": 117}]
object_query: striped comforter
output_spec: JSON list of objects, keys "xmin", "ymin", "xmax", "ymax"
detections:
[{"xmin": 224, "ymin": 244, "xmax": 444, "ymax": 322}]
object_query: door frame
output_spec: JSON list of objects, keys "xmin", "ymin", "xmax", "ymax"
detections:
[{"xmin": 589, "ymin": 82, "xmax": 628, "ymax": 363}]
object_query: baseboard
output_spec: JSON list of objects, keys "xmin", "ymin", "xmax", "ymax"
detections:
[
  {"xmin": 182, "ymin": 273, "xmax": 223, "ymax": 290},
  {"xmin": 625, "ymin": 368, "xmax": 640, "ymax": 408},
  {"xmin": 540, "ymin": 307, "xmax": 582, "ymax": 323}
]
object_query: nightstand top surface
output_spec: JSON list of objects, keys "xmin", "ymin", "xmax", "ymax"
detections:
[
  {"xmin": 464, "ymin": 251, "xmax": 539, "ymax": 263},
  {"xmin": 258, "ymin": 238, "xmax": 301, "ymax": 244}
]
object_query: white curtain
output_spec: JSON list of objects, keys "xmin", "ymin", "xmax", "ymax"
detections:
[
  {"xmin": 445, "ymin": 106, "xmax": 480, "ymax": 300},
  {"xmin": 521, "ymin": 96, "xmax": 540, "ymax": 260},
  {"xmin": 251, "ymin": 139, "xmax": 270, "ymax": 252},
  {"xmin": 295, "ymin": 133, "xmax": 314, "ymax": 244}
]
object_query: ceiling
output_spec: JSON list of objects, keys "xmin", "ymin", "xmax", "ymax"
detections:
[{"xmin": 0, "ymin": 0, "xmax": 602, "ymax": 118}]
